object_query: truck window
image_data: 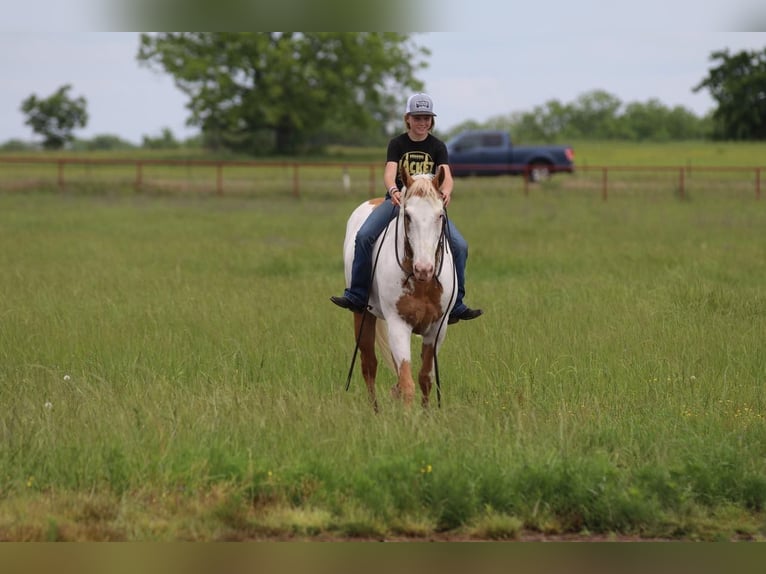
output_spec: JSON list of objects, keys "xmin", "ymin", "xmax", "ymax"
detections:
[
  {"xmin": 456, "ymin": 134, "xmax": 482, "ymax": 150},
  {"xmin": 481, "ymin": 133, "xmax": 503, "ymax": 147}
]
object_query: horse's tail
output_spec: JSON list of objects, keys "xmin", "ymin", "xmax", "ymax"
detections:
[{"xmin": 374, "ymin": 319, "xmax": 397, "ymax": 374}]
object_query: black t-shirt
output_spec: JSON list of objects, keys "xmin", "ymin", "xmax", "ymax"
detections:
[{"xmin": 386, "ymin": 132, "xmax": 449, "ymax": 190}]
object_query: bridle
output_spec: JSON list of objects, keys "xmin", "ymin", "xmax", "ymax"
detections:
[{"xmin": 394, "ymin": 191, "xmax": 448, "ymax": 284}]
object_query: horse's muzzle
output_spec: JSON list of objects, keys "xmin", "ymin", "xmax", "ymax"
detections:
[{"xmin": 413, "ymin": 261, "xmax": 435, "ymax": 282}]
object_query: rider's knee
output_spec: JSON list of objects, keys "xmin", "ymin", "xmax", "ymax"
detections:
[{"xmin": 451, "ymin": 235, "xmax": 468, "ymax": 255}]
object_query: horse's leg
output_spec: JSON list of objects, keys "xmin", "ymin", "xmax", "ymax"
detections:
[
  {"xmin": 420, "ymin": 323, "xmax": 448, "ymax": 408},
  {"xmin": 418, "ymin": 342, "xmax": 435, "ymax": 408},
  {"xmin": 386, "ymin": 321, "xmax": 415, "ymax": 406},
  {"xmin": 354, "ymin": 311, "xmax": 378, "ymax": 412}
]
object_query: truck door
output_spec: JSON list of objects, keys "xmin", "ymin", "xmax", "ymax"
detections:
[{"xmin": 480, "ymin": 132, "xmax": 507, "ymax": 168}]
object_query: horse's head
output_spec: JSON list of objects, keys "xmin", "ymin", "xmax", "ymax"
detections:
[{"xmin": 399, "ymin": 166, "xmax": 447, "ymax": 282}]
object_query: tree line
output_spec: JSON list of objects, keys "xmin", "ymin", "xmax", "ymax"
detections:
[
  {"xmin": 6, "ymin": 34, "xmax": 766, "ymax": 154},
  {"xmin": 443, "ymin": 90, "xmax": 713, "ymax": 144}
]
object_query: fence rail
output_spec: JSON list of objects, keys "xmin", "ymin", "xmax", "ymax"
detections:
[{"xmin": 0, "ymin": 157, "xmax": 762, "ymax": 200}]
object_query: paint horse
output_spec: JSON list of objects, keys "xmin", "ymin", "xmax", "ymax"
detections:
[{"xmin": 342, "ymin": 166, "xmax": 457, "ymax": 410}]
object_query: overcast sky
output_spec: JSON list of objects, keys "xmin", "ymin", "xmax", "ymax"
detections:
[{"xmin": 1, "ymin": 6, "xmax": 764, "ymax": 144}]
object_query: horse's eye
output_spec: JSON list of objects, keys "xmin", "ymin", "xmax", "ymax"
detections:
[{"xmin": 404, "ymin": 212, "xmax": 411, "ymax": 222}]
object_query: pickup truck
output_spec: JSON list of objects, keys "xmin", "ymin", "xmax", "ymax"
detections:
[{"xmin": 446, "ymin": 130, "xmax": 575, "ymax": 182}]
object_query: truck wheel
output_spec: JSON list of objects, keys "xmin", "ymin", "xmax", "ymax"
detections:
[{"xmin": 528, "ymin": 163, "xmax": 551, "ymax": 183}]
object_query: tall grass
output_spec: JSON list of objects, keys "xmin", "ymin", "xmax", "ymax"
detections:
[{"xmin": 0, "ymin": 186, "xmax": 764, "ymax": 540}]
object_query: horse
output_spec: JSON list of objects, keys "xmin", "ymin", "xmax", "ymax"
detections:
[{"xmin": 342, "ymin": 165, "xmax": 457, "ymax": 410}]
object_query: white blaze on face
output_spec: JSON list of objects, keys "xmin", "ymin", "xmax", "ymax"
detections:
[{"xmin": 404, "ymin": 194, "xmax": 443, "ymax": 282}]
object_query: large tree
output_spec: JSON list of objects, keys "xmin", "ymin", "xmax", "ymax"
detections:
[
  {"xmin": 20, "ymin": 84, "xmax": 88, "ymax": 150},
  {"xmin": 137, "ymin": 33, "xmax": 429, "ymax": 154},
  {"xmin": 694, "ymin": 47, "xmax": 766, "ymax": 140}
]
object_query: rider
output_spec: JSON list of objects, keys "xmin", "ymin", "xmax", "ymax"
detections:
[{"xmin": 331, "ymin": 93, "xmax": 483, "ymax": 325}]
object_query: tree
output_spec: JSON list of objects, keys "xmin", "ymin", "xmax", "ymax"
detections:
[
  {"xmin": 137, "ymin": 33, "xmax": 429, "ymax": 155},
  {"xmin": 20, "ymin": 84, "xmax": 88, "ymax": 150},
  {"xmin": 566, "ymin": 90, "xmax": 623, "ymax": 139},
  {"xmin": 619, "ymin": 101, "xmax": 709, "ymax": 141},
  {"xmin": 498, "ymin": 90, "xmax": 708, "ymax": 143},
  {"xmin": 142, "ymin": 127, "xmax": 180, "ymax": 150},
  {"xmin": 693, "ymin": 47, "xmax": 766, "ymax": 140}
]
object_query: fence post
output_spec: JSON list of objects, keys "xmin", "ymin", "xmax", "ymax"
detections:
[
  {"xmin": 216, "ymin": 162, "xmax": 223, "ymax": 196},
  {"xmin": 678, "ymin": 167, "xmax": 685, "ymax": 200},
  {"xmin": 523, "ymin": 166, "xmax": 529, "ymax": 197},
  {"xmin": 601, "ymin": 167, "xmax": 608, "ymax": 201},
  {"xmin": 342, "ymin": 165, "xmax": 350, "ymax": 193},
  {"xmin": 756, "ymin": 168, "xmax": 761, "ymax": 200},
  {"xmin": 57, "ymin": 160, "xmax": 65, "ymax": 191},
  {"xmin": 135, "ymin": 161, "xmax": 143, "ymax": 193},
  {"xmin": 369, "ymin": 165, "xmax": 376, "ymax": 197},
  {"xmin": 292, "ymin": 163, "xmax": 300, "ymax": 198}
]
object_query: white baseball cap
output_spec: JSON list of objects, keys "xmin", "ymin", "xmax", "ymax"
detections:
[{"xmin": 405, "ymin": 93, "xmax": 436, "ymax": 116}]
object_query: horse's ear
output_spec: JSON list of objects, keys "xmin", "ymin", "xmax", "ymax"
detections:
[
  {"xmin": 400, "ymin": 163, "xmax": 413, "ymax": 189},
  {"xmin": 434, "ymin": 165, "xmax": 446, "ymax": 189}
]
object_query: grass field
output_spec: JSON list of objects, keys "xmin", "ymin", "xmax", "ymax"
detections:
[{"xmin": 1, "ymin": 165, "xmax": 765, "ymax": 540}]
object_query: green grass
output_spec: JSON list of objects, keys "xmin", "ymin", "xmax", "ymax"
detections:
[
  {"xmin": 568, "ymin": 140, "xmax": 766, "ymax": 167},
  {"xmin": 0, "ymin": 183, "xmax": 765, "ymax": 540}
]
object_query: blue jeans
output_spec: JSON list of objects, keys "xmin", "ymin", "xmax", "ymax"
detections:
[{"xmin": 344, "ymin": 198, "xmax": 470, "ymax": 315}]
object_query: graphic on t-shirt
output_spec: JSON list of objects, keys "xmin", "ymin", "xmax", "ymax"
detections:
[{"xmin": 400, "ymin": 151, "xmax": 436, "ymax": 177}]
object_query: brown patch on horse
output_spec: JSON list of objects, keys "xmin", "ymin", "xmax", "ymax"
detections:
[
  {"xmin": 396, "ymin": 279, "xmax": 445, "ymax": 335},
  {"xmin": 367, "ymin": 197, "xmax": 385, "ymax": 207},
  {"xmin": 354, "ymin": 311, "xmax": 379, "ymax": 412},
  {"xmin": 419, "ymin": 343, "xmax": 435, "ymax": 408}
]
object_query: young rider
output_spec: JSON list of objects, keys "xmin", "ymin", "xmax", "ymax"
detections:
[{"xmin": 331, "ymin": 93, "xmax": 482, "ymax": 325}]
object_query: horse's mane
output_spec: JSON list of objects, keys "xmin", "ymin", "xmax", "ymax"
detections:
[{"xmin": 402, "ymin": 173, "xmax": 440, "ymax": 202}]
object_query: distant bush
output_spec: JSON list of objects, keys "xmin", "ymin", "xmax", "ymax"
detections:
[
  {"xmin": 0, "ymin": 139, "xmax": 36, "ymax": 152},
  {"xmin": 142, "ymin": 128, "xmax": 180, "ymax": 150},
  {"xmin": 72, "ymin": 134, "xmax": 136, "ymax": 151},
  {"xmin": 180, "ymin": 134, "xmax": 204, "ymax": 149}
]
